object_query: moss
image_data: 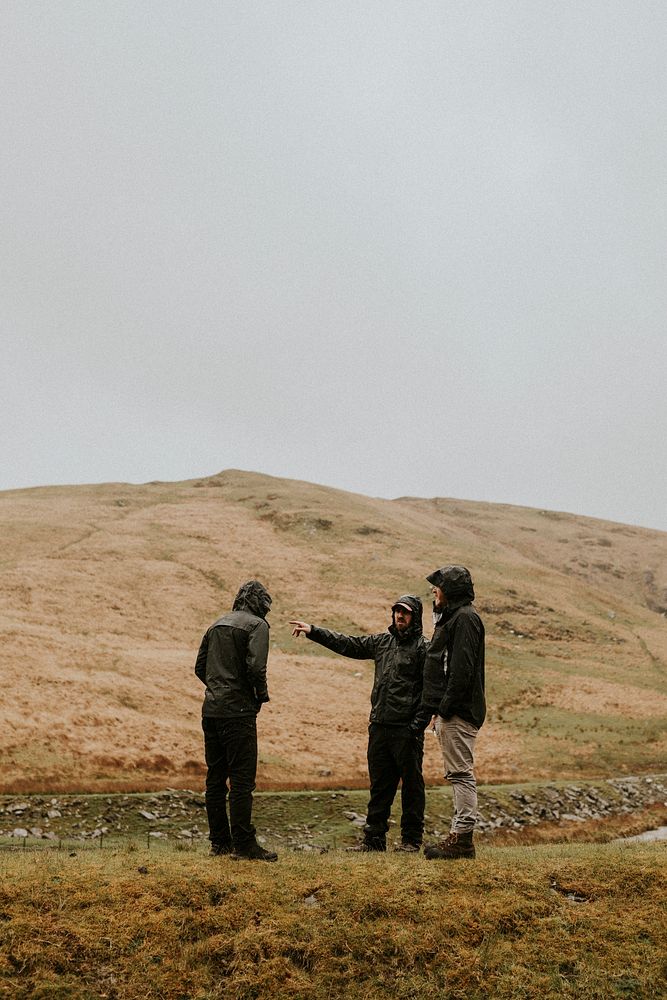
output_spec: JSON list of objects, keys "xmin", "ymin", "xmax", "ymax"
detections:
[{"xmin": 0, "ymin": 843, "xmax": 665, "ymax": 999}]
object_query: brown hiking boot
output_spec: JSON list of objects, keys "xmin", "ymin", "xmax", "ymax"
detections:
[
  {"xmin": 345, "ymin": 838, "xmax": 386, "ymax": 853},
  {"xmin": 424, "ymin": 831, "xmax": 475, "ymax": 860},
  {"xmin": 394, "ymin": 841, "xmax": 421, "ymax": 853}
]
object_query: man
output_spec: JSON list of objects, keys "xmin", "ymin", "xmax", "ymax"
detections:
[
  {"xmin": 290, "ymin": 595, "xmax": 430, "ymax": 852},
  {"xmin": 194, "ymin": 579, "xmax": 277, "ymax": 862},
  {"xmin": 420, "ymin": 565, "xmax": 485, "ymax": 860}
]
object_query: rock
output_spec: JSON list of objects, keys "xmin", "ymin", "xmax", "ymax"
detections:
[
  {"xmin": 47, "ymin": 809, "xmax": 62, "ymax": 819},
  {"xmin": 138, "ymin": 810, "xmax": 156, "ymax": 821},
  {"xmin": 303, "ymin": 894, "xmax": 320, "ymax": 907},
  {"xmin": 11, "ymin": 828, "xmax": 28, "ymax": 838},
  {"xmin": 343, "ymin": 811, "xmax": 367, "ymax": 826}
]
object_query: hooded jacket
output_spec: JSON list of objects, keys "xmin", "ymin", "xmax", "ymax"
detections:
[
  {"xmin": 422, "ymin": 566, "xmax": 486, "ymax": 728},
  {"xmin": 307, "ymin": 595, "xmax": 429, "ymax": 726},
  {"xmin": 195, "ymin": 580, "xmax": 272, "ymax": 718}
]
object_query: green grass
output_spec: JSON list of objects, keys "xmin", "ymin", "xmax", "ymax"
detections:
[
  {"xmin": 0, "ymin": 841, "xmax": 665, "ymax": 999},
  {"xmin": 508, "ymin": 707, "xmax": 667, "ymax": 775}
]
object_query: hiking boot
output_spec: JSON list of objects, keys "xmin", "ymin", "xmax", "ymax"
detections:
[
  {"xmin": 345, "ymin": 838, "xmax": 386, "ymax": 853},
  {"xmin": 394, "ymin": 841, "xmax": 421, "ymax": 854},
  {"xmin": 231, "ymin": 842, "xmax": 278, "ymax": 862},
  {"xmin": 209, "ymin": 842, "xmax": 233, "ymax": 857},
  {"xmin": 424, "ymin": 831, "xmax": 475, "ymax": 860}
]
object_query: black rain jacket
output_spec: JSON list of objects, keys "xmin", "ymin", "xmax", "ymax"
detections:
[
  {"xmin": 195, "ymin": 580, "xmax": 272, "ymax": 718},
  {"xmin": 307, "ymin": 595, "xmax": 429, "ymax": 727},
  {"xmin": 422, "ymin": 566, "xmax": 486, "ymax": 728}
]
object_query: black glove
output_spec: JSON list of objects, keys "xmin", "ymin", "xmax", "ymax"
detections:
[{"xmin": 409, "ymin": 716, "xmax": 427, "ymax": 739}]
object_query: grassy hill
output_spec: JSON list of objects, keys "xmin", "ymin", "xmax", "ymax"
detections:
[{"xmin": 1, "ymin": 469, "xmax": 666, "ymax": 792}]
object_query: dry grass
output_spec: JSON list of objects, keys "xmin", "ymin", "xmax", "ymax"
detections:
[
  {"xmin": 484, "ymin": 803, "xmax": 667, "ymax": 847},
  {"xmin": 0, "ymin": 841, "xmax": 665, "ymax": 999},
  {"xmin": 1, "ymin": 469, "xmax": 666, "ymax": 791}
]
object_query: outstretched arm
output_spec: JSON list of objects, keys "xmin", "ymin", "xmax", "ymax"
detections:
[{"xmin": 291, "ymin": 620, "xmax": 377, "ymax": 659}]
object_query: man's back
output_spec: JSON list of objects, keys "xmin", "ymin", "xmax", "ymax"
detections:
[
  {"xmin": 195, "ymin": 579, "xmax": 277, "ymax": 861},
  {"xmin": 195, "ymin": 581, "xmax": 271, "ymax": 718}
]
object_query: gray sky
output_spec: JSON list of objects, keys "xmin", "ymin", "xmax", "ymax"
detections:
[{"xmin": 2, "ymin": 1, "xmax": 666, "ymax": 530}]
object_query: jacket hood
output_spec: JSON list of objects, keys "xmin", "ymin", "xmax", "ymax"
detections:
[
  {"xmin": 232, "ymin": 580, "xmax": 272, "ymax": 619},
  {"xmin": 426, "ymin": 565, "xmax": 475, "ymax": 604},
  {"xmin": 390, "ymin": 594, "xmax": 423, "ymax": 637}
]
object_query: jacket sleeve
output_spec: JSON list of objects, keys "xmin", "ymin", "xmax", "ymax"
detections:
[
  {"xmin": 247, "ymin": 619, "xmax": 270, "ymax": 703},
  {"xmin": 421, "ymin": 626, "xmax": 447, "ymax": 713},
  {"xmin": 438, "ymin": 614, "xmax": 483, "ymax": 719},
  {"xmin": 194, "ymin": 632, "xmax": 209, "ymax": 684},
  {"xmin": 307, "ymin": 626, "xmax": 377, "ymax": 659},
  {"xmin": 410, "ymin": 639, "xmax": 432, "ymax": 730}
]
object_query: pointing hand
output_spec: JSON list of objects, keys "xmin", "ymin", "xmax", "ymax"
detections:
[{"xmin": 289, "ymin": 620, "xmax": 312, "ymax": 637}]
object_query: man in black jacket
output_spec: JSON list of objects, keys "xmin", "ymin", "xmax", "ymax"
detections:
[
  {"xmin": 420, "ymin": 565, "xmax": 485, "ymax": 860},
  {"xmin": 290, "ymin": 595, "xmax": 430, "ymax": 852},
  {"xmin": 195, "ymin": 580, "xmax": 277, "ymax": 862}
]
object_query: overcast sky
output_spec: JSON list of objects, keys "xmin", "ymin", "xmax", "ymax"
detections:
[{"xmin": 2, "ymin": 2, "xmax": 665, "ymax": 531}]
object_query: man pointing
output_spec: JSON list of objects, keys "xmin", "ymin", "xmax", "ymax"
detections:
[{"xmin": 291, "ymin": 595, "xmax": 430, "ymax": 852}]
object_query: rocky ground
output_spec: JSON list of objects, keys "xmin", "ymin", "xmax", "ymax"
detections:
[{"xmin": 1, "ymin": 774, "xmax": 665, "ymax": 851}]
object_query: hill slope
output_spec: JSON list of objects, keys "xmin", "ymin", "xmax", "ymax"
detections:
[{"xmin": 1, "ymin": 469, "xmax": 665, "ymax": 792}]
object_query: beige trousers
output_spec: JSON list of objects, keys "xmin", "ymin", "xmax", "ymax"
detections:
[{"xmin": 435, "ymin": 714, "xmax": 479, "ymax": 833}]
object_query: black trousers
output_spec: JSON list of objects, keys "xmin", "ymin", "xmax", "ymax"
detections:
[
  {"xmin": 364, "ymin": 723, "xmax": 425, "ymax": 845},
  {"xmin": 202, "ymin": 715, "xmax": 258, "ymax": 850}
]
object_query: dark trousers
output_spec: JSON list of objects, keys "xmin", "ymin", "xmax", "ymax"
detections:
[
  {"xmin": 364, "ymin": 723, "xmax": 425, "ymax": 845},
  {"xmin": 202, "ymin": 715, "xmax": 258, "ymax": 850}
]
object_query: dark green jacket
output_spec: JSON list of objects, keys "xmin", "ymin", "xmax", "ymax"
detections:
[
  {"xmin": 195, "ymin": 581, "xmax": 271, "ymax": 718},
  {"xmin": 307, "ymin": 598, "xmax": 428, "ymax": 726}
]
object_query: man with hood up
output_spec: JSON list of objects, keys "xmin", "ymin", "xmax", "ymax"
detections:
[
  {"xmin": 195, "ymin": 580, "xmax": 277, "ymax": 862},
  {"xmin": 290, "ymin": 596, "xmax": 430, "ymax": 852},
  {"xmin": 420, "ymin": 565, "xmax": 485, "ymax": 860}
]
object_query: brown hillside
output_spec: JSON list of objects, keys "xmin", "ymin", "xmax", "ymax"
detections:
[{"xmin": 1, "ymin": 469, "xmax": 665, "ymax": 792}]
